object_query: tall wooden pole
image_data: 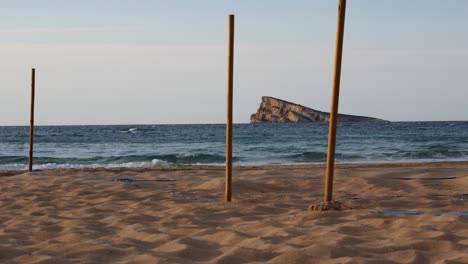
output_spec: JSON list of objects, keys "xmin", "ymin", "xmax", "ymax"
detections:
[
  {"xmin": 225, "ymin": 14, "xmax": 235, "ymax": 202},
  {"xmin": 28, "ymin": 68, "xmax": 36, "ymax": 172},
  {"xmin": 324, "ymin": 0, "xmax": 347, "ymax": 202}
]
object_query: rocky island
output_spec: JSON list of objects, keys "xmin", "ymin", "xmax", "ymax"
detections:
[{"xmin": 250, "ymin": 96, "xmax": 385, "ymax": 123}]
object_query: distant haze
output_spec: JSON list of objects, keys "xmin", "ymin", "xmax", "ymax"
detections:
[{"xmin": 1, "ymin": 0, "xmax": 467, "ymax": 125}]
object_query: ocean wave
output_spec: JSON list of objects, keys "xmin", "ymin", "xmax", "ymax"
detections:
[
  {"xmin": 0, "ymin": 162, "xmax": 157, "ymax": 171},
  {"xmin": 0, "ymin": 153, "xmax": 227, "ymax": 170},
  {"xmin": 284, "ymin": 152, "xmax": 364, "ymax": 162},
  {"xmin": 1, "ymin": 147, "xmax": 468, "ymax": 171},
  {"xmin": 151, "ymin": 159, "xmax": 171, "ymax": 166},
  {"xmin": 392, "ymin": 149, "xmax": 468, "ymax": 159}
]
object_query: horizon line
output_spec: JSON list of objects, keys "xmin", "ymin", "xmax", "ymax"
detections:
[{"xmin": 2, "ymin": 120, "xmax": 468, "ymax": 127}]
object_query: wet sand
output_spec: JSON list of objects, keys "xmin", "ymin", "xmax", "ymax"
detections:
[{"xmin": 1, "ymin": 162, "xmax": 467, "ymax": 263}]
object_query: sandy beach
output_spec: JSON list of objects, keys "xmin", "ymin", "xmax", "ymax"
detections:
[{"xmin": 0, "ymin": 162, "xmax": 467, "ymax": 263}]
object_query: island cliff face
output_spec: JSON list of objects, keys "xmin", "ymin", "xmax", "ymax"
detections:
[{"xmin": 250, "ymin": 96, "xmax": 384, "ymax": 123}]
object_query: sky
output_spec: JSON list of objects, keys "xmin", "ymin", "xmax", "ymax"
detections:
[{"xmin": 1, "ymin": 0, "xmax": 467, "ymax": 125}]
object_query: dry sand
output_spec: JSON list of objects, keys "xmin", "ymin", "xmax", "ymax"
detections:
[{"xmin": 1, "ymin": 162, "xmax": 468, "ymax": 263}]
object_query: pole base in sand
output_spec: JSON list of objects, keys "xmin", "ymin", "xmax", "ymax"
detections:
[{"xmin": 309, "ymin": 201, "xmax": 343, "ymax": 211}]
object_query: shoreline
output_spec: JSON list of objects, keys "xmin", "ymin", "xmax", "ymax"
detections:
[{"xmin": 2, "ymin": 160, "xmax": 468, "ymax": 176}]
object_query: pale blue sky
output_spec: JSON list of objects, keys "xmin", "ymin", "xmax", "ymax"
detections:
[{"xmin": 1, "ymin": 0, "xmax": 467, "ymax": 125}]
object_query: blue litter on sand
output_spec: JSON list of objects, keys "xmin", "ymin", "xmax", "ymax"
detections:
[
  {"xmin": 113, "ymin": 178, "xmax": 135, "ymax": 183},
  {"xmin": 375, "ymin": 210, "xmax": 424, "ymax": 216},
  {"xmin": 374, "ymin": 210, "xmax": 468, "ymax": 217}
]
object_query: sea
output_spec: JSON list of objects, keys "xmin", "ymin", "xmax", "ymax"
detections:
[{"xmin": 0, "ymin": 122, "xmax": 467, "ymax": 170}]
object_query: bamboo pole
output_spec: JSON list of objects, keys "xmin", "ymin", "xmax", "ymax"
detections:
[
  {"xmin": 225, "ymin": 14, "xmax": 235, "ymax": 202},
  {"xmin": 28, "ymin": 68, "xmax": 36, "ymax": 172},
  {"xmin": 324, "ymin": 0, "xmax": 347, "ymax": 202}
]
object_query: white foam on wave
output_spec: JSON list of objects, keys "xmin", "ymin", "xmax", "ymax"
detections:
[
  {"xmin": 0, "ymin": 163, "xmax": 28, "ymax": 170},
  {"xmin": 0, "ymin": 160, "xmax": 172, "ymax": 170},
  {"xmin": 152, "ymin": 159, "xmax": 172, "ymax": 166},
  {"xmin": 4, "ymin": 155, "xmax": 466, "ymax": 171}
]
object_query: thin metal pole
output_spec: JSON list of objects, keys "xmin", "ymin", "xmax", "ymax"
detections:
[
  {"xmin": 324, "ymin": 0, "xmax": 347, "ymax": 202},
  {"xmin": 225, "ymin": 14, "xmax": 235, "ymax": 202},
  {"xmin": 28, "ymin": 68, "xmax": 36, "ymax": 172}
]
